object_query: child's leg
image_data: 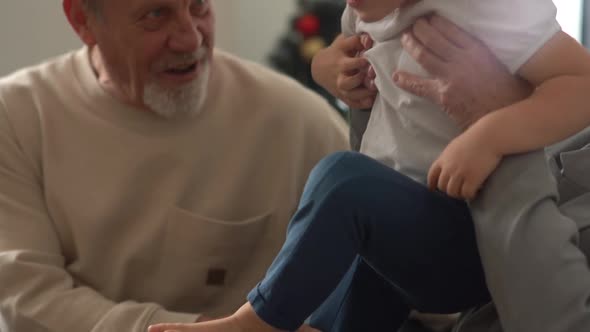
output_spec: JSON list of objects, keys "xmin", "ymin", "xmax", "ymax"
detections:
[
  {"xmin": 247, "ymin": 151, "xmax": 489, "ymax": 331},
  {"xmin": 309, "ymin": 256, "xmax": 410, "ymax": 331},
  {"xmin": 309, "ymin": 225, "xmax": 487, "ymax": 332}
]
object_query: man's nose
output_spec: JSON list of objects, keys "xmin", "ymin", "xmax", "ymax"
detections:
[{"xmin": 168, "ymin": 13, "xmax": 202, "ymax": 53}]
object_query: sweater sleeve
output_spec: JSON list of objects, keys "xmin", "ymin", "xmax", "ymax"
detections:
[{"xmin": 0, "ymin": 97, "xmax": 199, "ymax": 332}]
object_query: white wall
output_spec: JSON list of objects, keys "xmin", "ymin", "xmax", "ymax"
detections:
[
  {"xmin": 554, "ymin": 0, "xmax": 583, "ymax": 41},
  {"xmin": 0, "ymin": 0, "xmax": 296, "ymax": 76},
  {"xmin": 215, "ymin": 1, "xmax": 297, "ymax": 64},
  {"xmin": 0, "ymin": 0, "xmax": 81, "ymax": 76}
]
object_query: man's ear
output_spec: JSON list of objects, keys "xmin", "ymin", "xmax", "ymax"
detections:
[{"xmin": 63, "ymin": 0, "xmax": 97, "ymax": 46}]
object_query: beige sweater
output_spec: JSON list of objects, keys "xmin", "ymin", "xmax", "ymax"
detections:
[{"xmin": 0, "ymin": 48, "xmax": 348, "ymax": 332}]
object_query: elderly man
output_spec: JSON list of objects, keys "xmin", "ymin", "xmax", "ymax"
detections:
[{"xmin": 0, "ymin": 0, "xmax": 349, "ymax": 331}]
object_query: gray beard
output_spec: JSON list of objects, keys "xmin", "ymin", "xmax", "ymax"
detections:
[{"xmin": 143, "ymin": 60, "xmax": 210, "ymax": 119}]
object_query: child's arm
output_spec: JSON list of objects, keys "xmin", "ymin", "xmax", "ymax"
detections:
[
  {"xmin": 469, "ymin": 31, "xmax": 590, "ymax": 154},
  {"xmin": 430, "ymin": 31, "xmax": 590, "ymax": 199}
]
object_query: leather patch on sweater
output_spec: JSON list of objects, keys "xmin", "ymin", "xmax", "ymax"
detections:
[{"xmin": 206, "ymin": 268, "xmax": 227, "ymax": 286}]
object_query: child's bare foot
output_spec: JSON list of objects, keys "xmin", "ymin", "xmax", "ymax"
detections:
[{"xmin": 147, "ymin": 302, "xmax": 285, "ymax": 332}]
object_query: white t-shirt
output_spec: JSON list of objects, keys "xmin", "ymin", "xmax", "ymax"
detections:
[{"xmin": 342, "ymin": 0, "xmax": 560, "ymax": 183}]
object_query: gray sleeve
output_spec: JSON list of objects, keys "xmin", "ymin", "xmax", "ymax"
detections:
[
  {"xmin": 468, "ymin": 150, "xmax": 590, "ymax": 332},
  {"xmin": 548, "ymin": 127, "xmax": 590, "ymax": 205},
  {"xmin": 349, "ymin": 108, "xmax": 371, "ymax": 151}
]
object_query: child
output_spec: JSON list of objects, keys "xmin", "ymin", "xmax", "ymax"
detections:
[{"xmin": 149, "ymin": 0, "xmax": 590, "ymax": 331}]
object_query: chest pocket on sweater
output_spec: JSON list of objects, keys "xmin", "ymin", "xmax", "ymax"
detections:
[{"xmin": 160, "ymin": 206, "xmax": 271, "ymax": 309}]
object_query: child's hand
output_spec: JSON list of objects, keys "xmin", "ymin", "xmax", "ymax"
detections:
[
  {"xmin": 427, "ymin": 133, "xmax": 502, "ymax": 200},
  {"xmin": 311, "ymin": 34, "xmax": 377, "ymax": 110}
]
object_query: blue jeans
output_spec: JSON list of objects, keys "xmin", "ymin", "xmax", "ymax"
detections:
[{"xmin": 247, "ymin": 151, "xmax": 490, "ymax": 331}]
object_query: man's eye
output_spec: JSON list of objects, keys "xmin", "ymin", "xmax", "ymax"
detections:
[
  {"xmin": 139, "ymin": 7, "xmax": 169, "ymax": 31},
  {"xmin": 192, "ymin": 0, "xmax": 210, "ymax": 16},
  {"xmin": 146, "ymin": 8, "xmax": 168, "ymax": 20}
]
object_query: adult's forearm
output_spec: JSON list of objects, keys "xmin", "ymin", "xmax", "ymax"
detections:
[
  {"xmin": 0, "ymin": 255, "xmax": 199, "ymax": 332},
  {"xmin": 470, "ymin": 151, "xmax": 590, "ymax": 332}
]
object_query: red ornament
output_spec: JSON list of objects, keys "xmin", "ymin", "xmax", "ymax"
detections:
[{"xmin": 296, "ymin": 14, "xmax": 321, "ymax": 38}]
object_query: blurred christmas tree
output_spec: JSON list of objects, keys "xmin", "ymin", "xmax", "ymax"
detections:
[{"xmin": 268, "ymin": 0, "xmax": 348, "ymax": 117}]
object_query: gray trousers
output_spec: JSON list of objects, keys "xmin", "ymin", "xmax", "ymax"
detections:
[{"xmin": 461, "ymin": 147, "xmax": 590, "ymax": 332}]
